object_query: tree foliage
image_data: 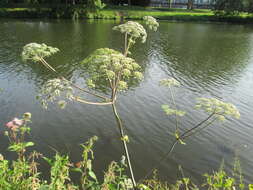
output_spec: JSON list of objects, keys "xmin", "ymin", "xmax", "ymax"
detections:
[
  {"xmin": 110, "ymin": 0, "xmax": 150, "ymax": 6},
  {"xmin": 213, "ymin": 0, "xmax": 244, "ymax": 15},
  {"xmin": 87, "ymin": 0, "xmax": 106, "ymax": 12}
]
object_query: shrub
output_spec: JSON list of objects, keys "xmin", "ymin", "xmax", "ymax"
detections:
[
  {"xmin": 87, "ymin": 0, "xmax": 106, "ymax": 12},
  {"xmin": 213, "ymin": 0, "xmax": 244, "ymax": 16}
]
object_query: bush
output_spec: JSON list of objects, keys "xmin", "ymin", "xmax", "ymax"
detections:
[
  {"xmin": 213, "ymin": 0, "xmax": 243, "ymax": 16},
  {"xmin": 110, "ymin": 0, "xmax": 150, "ymax": 6},
  {"xmin": 87, "ymin": 0, "xmax": 106, "ymax": 12}
]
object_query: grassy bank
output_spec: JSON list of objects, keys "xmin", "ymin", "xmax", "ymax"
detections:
[{"xmin": 1, "ymin": 6, "xmax": 253, "ymax": 23}]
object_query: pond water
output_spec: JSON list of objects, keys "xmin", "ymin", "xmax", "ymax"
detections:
[{"xmin": 1, "ymin": 19, "xmax": 253, "ymax": 184}]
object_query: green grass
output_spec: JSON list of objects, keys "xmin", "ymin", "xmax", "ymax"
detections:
[
  {"xmin": 99, "ymin": 7, "xmax": 253, "ymax": 22},
  {"xmin": 1, "ymin": 6, "xmax": 253, "ymax": 23}
]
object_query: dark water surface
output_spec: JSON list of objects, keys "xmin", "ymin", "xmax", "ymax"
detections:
[{"xmin": 1, "ymin": 19, "xmax": 253, "ymax": 184}]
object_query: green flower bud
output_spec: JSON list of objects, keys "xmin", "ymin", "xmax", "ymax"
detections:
[{"xmin": 23, "ymin": 112, "xmax": 32, "ymax": 121}]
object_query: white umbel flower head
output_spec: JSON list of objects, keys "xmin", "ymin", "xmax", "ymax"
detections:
[
  {"xmin": 22, "ymin": 43, "xmax": 59, "ymax": 62},
  {"xmin": 113, "ymin": 21, "xmax": 147, "ymax": 43},
  {"xmin": 195, "ymin": 98, "xmax": 240, "ymax": 121},
  {"xmin": 143, "ymin": 16, "xmax": 159, "ymax": 31},
  {"xmin": 160, "ymin": 78, "xmax": 180, "ymax": 87}
]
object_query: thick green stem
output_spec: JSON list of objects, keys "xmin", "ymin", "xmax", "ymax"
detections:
[{"xmin": 111, "ymin": 103, "xmax": 137, "ymax": 188}]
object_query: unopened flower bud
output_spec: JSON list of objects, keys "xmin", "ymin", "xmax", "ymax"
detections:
[{"xmin": 23, "ymin": 112, "xmax": 32, "ymax": 121}]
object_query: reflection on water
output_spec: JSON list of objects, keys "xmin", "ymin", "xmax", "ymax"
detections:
[{"xmin": 1, "ymin": 19, "xmax": 253, "ymax": 183}]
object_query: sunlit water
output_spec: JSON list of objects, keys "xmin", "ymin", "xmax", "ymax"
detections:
[{"xmin": 1, "ymin": 19, "xmax": 253, "ymax": 184}]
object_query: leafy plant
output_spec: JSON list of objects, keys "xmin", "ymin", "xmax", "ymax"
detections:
[
  {"xmin": 213, "ymin": 0, "xmax": 244, "ymax": 16},
  {"xmin": 21, "ymin": 16, "xmax": 243, "ymax": 189},
  {"xmin": 87, "ymin": 0, "xmax": 106, "ymax": 13},
  {"xmin": 1, "ymin": 113, "xmax": 253, "ymax": 189},
  {"xmin": 0, "ymin": 113, "xmax": 43, "ymax": 190},
  {"xmin": 142, "ymin": 78, "xmax": 240, "ymax": 180}
]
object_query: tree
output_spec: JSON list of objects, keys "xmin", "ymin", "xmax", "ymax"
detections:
[
  {"xmin": 87, "ymin": 0, "xmax": 106, "ymax": 12},
  {"xmin": 187, "ymin": 0, "xmax": 194, "ymax": 9},
  {"xmin": 213, "ymin": 0, "xmax": 243, "ymax": 15}
]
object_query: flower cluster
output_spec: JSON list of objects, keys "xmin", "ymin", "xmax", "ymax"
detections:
[
  {"xmin": 160, "ymin": 78, "xmax": 180, "ymax": 87},
  {"xmin": 143, "ymin": 16, "xmax": 159, "ymax": 31},
  {"xmin": 22, "ymin": 43, "xmax": 59, "ymax": 62},
  {"xmin": 81, "ymin": 48, "xmax": 143, "ymax": 92},
  {"xmin": 121, "ymin": 178, "xmax": 134, "ymax": 190},
  {"xmin": 38, "ymin": 78, "xmax": 74, "ymax": 109},
  {"xmin": 5, "ymin": 113, "xmax": 32, "ymax": 132},
  {"xmin": 162, "ymin": 105, "xmax": 186, "ymax": 117},
  {"xmin": 113, "ymin": 21, "xmax": 147, "ymax": 43},
  {"xmin": 6, "ymin": 118, "xmax": 24, "ymax": 131},
  {"xmin": 195, "ymin": 98, "xmax": 240, "ymax": 121}
]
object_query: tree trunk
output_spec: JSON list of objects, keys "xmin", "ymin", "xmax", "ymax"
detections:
[
  {"xmin": 187, "ymin": 0, "xmax": 194, "ymax": 9},
  {"xmin": 128, "ymin": 0, "xmax": 131, "ymax": 6}
]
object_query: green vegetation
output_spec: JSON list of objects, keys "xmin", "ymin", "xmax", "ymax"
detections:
[
  {"xmin": 0, "ymin": 15, "xmax": 250, "ymax": 189},
  {"xmin": 14, "ymin": 15, "xmax": 246, "ymax": 190},
  {"xmin": 1, "ymin": 0, "xmax": 253, "ymax": 22},
  {"xmin": 1, "ymin": 6, "xmax": 253, "ymax": 23},
  {"xmin": 0, "ymin": 113, "xmax": 252, "ymax": 190},
  {"xmin": 21, "ymin": 16, "xmax": 160, "ymax": 189}
]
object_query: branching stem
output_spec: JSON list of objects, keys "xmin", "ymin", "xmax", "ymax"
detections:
[
  {"xmin": 140, "ymin": 112, "xmax": 216, "ymax": 181},
  {"xmin": 39, "ymin": 58, "xmax": 109, "ymax": 101},
  {"xmin": 74, "ymin": 96, "xmax": 113, "ymax": 106}
]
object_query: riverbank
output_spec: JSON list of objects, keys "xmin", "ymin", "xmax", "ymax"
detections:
[{"xmin": 1, "ymin": 6, "xmax": 253, "ymax": 23}]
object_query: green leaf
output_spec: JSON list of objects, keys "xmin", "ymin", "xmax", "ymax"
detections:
[
  {"xmin": 88, "ymin": 171, "xmax": 97, "ymax": 181},
  {"xmin": 108, "ymin": 184, "xmax": 117, "ymax": 190},
  {"xmin": 162, "ymin": 105, "xmax": 185, "ymax": 117},
  {"xmin": 39, "ymin": 185, "xmax": 50, "ymax": 190},
  {"xmin": 71, "ymin": 168, "xmax": 82, "ymax": 173},
  {"xmin": 87, "ymin": 159, "xmax": 92, "ymax": 171},
  {"xmin": 24, "ymin": 141, "xmax": 34, "ymax": 148},
  {"xmin": 43, "ymin": 157, "xmax": 53, "ymax": 166},
  {"xmin": 8, "ymin": 143, "xmax": 23, "ymax": 152}
]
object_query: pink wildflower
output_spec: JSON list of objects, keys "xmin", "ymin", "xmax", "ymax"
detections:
[
  {"xmin": 13, "ymin": 118, "xmax": 24, "ymax": 126},
  {"xmin": 5, "ymin": 118, "xmax": 24, "ymax": 130}
]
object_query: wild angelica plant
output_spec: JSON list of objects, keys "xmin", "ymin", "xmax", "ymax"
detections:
[
  {"xmin": 21, "ymin": 18, "xmax": 242, "ymax": 188},
  {"xmin": 142, "ymin": 78, "xmax": 240, "ymax": 180},
  {"xmin": 22, "ymin": 16, "xmax": 159, "ymax": 188}
]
